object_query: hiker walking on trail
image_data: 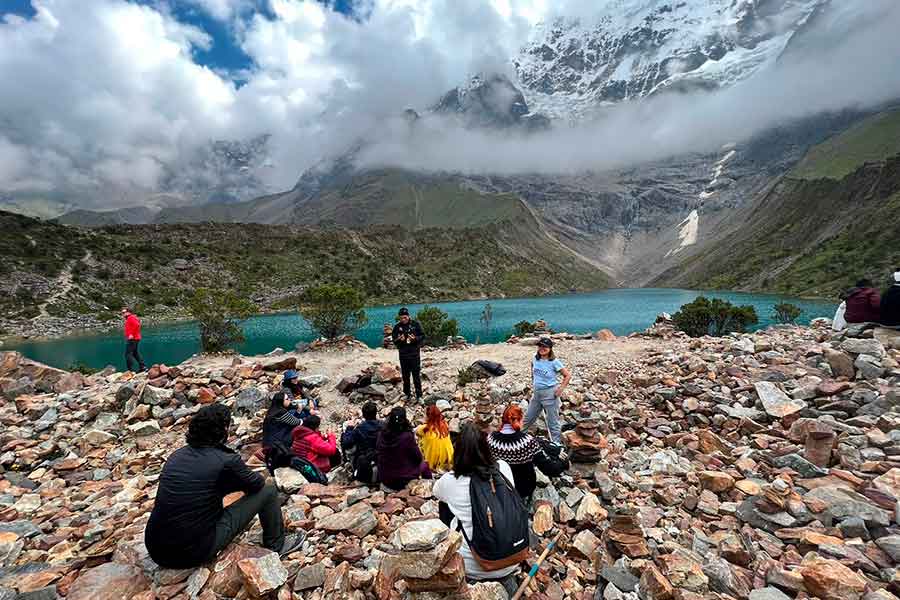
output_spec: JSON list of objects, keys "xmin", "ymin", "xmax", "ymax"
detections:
[
  {"xmin": 392, "ymin": 307, "xmax": 425, "ymax": 401},
  {"xmin": 145, "ymin": 404, "xmax": 305, "ymax": 569},
  {"xmin": 122, "ymin": 306, "xmax": 146, "ymax": 372},
  {"xmin": 523, "ymin": 337, "xmax": 570, "ymax": 446}
]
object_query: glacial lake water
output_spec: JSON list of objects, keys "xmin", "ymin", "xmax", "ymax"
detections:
[{"xmin": 7, "ymin": 289, "xmax": 835, "ymax": 371}]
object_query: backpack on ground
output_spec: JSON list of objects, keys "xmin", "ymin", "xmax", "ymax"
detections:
[
  {"xmin": 264, "ymin": 441, "xmax": 294, "ymax": 475},
  {"xmin": 533, "ymin": 437, "xmax": 569, "ymax": 478},
  {"xmin": 473, "ymin": 360, "xmax": 507, "ymax": 377},
  {"xmin": 290, "ymin": 456, "xmax": 328, "ymax": 485},
  {"xmin": 457, "ymin": 467, "xmax": 531, "ymax": 571},
  {"xmin": 352, "ymin": 448, "xmax": 378, "ymax": 485}
]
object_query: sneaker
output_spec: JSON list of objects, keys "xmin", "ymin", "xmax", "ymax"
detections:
[{"xmin": 278, "ymin": 531, "xmax": 307, "ymax": 557}]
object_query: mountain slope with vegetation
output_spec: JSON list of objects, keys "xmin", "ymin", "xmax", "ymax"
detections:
[
  {"xmin": 0, "ymin": 207, "xmax": 609, "ymax": 326},
  {"xmin": 654, "ymin": 108, "xmax": 900, "ymax": 297}
]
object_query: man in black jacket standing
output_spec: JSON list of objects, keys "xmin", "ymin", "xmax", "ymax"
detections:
[
  {"xmin": 392, "ymin": 307, "xmax": 425, "ymax": 402},
  {"xmin": 144, "ymin": 404, "xmax": 304, "ymax": 568}
]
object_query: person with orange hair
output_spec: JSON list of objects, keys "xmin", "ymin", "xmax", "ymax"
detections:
[
  {"xmin": 415, "ymin": 404, "xmax": 454, "ymax": 472},
  {"xmin": 487, "ymin": 405, "xmax": 542, "ymax": 499}
]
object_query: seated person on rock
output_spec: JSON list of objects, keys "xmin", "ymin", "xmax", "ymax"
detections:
[
  {"xmin": 341, "ymin": 401, "xmax": 383, "ymax": 484},
  {"xmin": 415, "ymin": 403, "xmax": 454, "ymax": 472},
  {"xmin": 487, "ymin": 404, "xmax": 542, "ymax": 500},
  {"xmin": 433, "ymin": 423, "xmax": 522, "ymax": 596},
  {"xmin": 376, "ymin": 406, "xmax": 432, "ymax": 491},
  {"xmin": 843, "ymin": 278, "xmax": 881, "ymax": 324},
  {"xmin": 282, "ymin": 369, "xmax": 316, "ymax": 416},
  {"xmin": 144, "ymin": 404, "xmax": 304, "ymax": 569},
  {"xmin": 260, "ymin": 391, "xmax": 305, "ymax": 458},
  {"xmin": 881, "ymin": 268, "xmax": 900, "ymax": 327},
  {"xmin": 291, "ymin": 414, "xmax": 339, "ymax": 474}
]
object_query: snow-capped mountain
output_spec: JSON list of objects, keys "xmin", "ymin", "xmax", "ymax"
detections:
[{"xmin": 514, "ymin": 0, "xmax": 825, "ymax": 119}]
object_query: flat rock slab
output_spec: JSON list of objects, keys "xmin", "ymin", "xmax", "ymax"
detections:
[{"xmin": 754, "ymin": 382, "xmax": 806, "ymax": 418}]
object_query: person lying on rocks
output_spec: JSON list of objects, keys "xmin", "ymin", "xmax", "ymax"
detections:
[
  {"xmin": 376, "ymin": 406, "xmax": 432, "ymax": 491},
  {"xmin": 291, "ymin": 414, "xmax": 340, "ymax": 474},
  {"xmin": 144, "ymin": 404, "xmax": 305, "ymax": 569},
  {"xmin": 488, "ymin": 404, "xmax": 541, "ymax": 500},
  {"xmin": 415, "ymin": 403, "xmax": 454, "ymax": 472},
  {"xmin": 341, "ymin": 401, "xmax": 383, "ymax": 484},
  {"xmin": 281, "ymin": 369, "xmax": 317, "ymax": 415},
  {"xmin": 260, "ymin": 391, "xmax": 305, "ymax": 458},
  {"xmin": 523, "ymin": 337, "xmax": 570, "ymax": 446}
]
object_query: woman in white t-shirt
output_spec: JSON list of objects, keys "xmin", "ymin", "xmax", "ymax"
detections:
[{"xmin": 433, "ymin": 424, "xmax": 521, "ymax": 595}]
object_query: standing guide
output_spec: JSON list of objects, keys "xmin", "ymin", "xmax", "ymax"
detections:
[{"xmin": 392, "ymin": 307, "xmax": 425, "ymax": 402}]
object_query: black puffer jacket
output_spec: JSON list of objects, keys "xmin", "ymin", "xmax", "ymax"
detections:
[
  {"xmin": 145, "ymin": 444, "xmax": 264, "ymax": 568},
  {"xmin": 392, "ymin": 320, "xmax": 425, "ymax": 358},
  {"xmin": 882, "ymin": 285, "xmax": 900, "ymax": 326}
]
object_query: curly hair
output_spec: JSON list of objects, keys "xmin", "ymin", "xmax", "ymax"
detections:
[
  {"xmin": 501, "ymin": 405, "xmax": 524, "ymax": 430},
  {"xmin": 186, "ymin": 404, "xmax": 232, "ymax": 448}
]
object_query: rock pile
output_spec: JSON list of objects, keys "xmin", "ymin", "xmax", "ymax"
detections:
[{"xmin": 1, "ymin": 320, "xmax": 900, "ymax": 600}]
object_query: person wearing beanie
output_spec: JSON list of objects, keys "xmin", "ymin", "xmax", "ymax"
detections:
[
  {"xmin": 391, "ymin": 307, "xmax": 425, "ymax": 401},
  {"xmin": 880, "ymin": 269, "xmax": 900, "ymax": 327}
]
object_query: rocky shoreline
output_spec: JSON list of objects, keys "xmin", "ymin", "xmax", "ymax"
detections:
[{"xmin": 1, "ymin": 321, "xmax": 900, "ymax": 599}]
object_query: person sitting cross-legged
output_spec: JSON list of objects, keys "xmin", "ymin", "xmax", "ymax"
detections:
[
  {"xmin": 377, "ymin": 406, "xmax": 432, "ymax": 491},
  {"xmin": 144, "ymin": 404, "xmax": 304, "ymax": 569},
  {"xmin": 341, "ymin": 401, "xmax": 383, "ymax": 484},
  {"xmin": 415, "ymin": 403, "xmax": 454, "ymax": 472}
]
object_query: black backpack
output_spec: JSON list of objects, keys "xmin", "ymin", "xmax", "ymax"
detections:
[
  {"xmin": 290, "ymin": 456, "xmax": 328, "ymax": 485},
  {"xmin": 473, "ymin": 360, "xmax": 507, "ymax": 377},
  {"xmin": 457, "ymin": 467, "xmax": 531, "ymax": 571},
  {"xmin": 533, "ymin": 438, "xmax": 569, "ymax": 478}
]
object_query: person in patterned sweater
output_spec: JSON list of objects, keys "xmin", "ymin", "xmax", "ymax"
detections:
[{"xmin": 487, "ymin": 405, "xmax": 542, "ymax": 499}]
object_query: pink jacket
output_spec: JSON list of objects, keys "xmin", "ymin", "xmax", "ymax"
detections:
[{"xmin": 291, "ymin": 426, "xmax": 337, "ymax": 473}]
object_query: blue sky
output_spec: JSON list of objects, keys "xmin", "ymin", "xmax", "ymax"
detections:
[{"xmin": 0, "ymin": 0, "xmax": 356, "ymax": 79}]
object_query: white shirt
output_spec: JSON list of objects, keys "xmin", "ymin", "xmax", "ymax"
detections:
[{"xmin": 432, "ymin": 460, "xmax": 519, "ymax": 580}]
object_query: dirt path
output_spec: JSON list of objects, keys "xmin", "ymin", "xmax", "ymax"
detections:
[
  {"xmin": 188, "ymin": 336, "xmax": 652, "ymax": 423},
  {"xmin": 33, "ymin": 250, "xmax": 93, "ymax": 320}
]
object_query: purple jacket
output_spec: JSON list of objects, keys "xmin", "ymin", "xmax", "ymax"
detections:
[{"xmin": 376, "ymin": 430, "xmax": 425, "ymax": 489}]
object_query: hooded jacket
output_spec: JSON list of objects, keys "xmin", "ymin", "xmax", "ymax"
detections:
[
  {"xmin": 882, "ymin": 284, "xmax": 900, "ymax": 326},
  {"xmin": 291, "ymin": 426, "xmax": 337, "ymax": 472},
  {"xmin": 844, "ymin": 286, "xmax": 881, "ymax": 323},
  {"xmin": 124, "ymin": 313, "xmax": 142, "ymax": 340}
]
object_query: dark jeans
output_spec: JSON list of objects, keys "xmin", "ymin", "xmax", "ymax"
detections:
[
  {"xmin": 399, "ymin": 354, "xmax": 422, "ymax": 398},
  {"xmin": 207, "ymin": 483, "xmax": 284, "ymax": 561},
  {"xmin": 125, "ymin": 339, "xmax": 146, "ymax": 372}
]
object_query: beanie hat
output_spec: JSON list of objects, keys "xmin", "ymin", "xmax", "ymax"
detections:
[{"xmin": 398, "ymin": 307, "xmax": 410, "ymax": 316}]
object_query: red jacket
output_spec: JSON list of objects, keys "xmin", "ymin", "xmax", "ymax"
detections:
[
  {"xmin": 124, "ymin": 314, "xmax": 142, "ymax": 340},
  {"xmin": 844, "ymin": 287, "xmax": 881, "ymax": 323},
  {"xmin": 291, "ymin": 426, "xmax": 337, "ymax": 473}
]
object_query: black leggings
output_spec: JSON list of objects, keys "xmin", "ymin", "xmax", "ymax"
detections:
[{"xmin": 125, "ymin": 339, "xmax": 145, "ymax": 371}]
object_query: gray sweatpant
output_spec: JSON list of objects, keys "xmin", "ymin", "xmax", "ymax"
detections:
[{"xmin": 523, "ymin": 386, "xmax": 561, "ymax": 444}]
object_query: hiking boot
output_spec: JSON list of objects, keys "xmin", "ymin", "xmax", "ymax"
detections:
[{"xmin": 278, "ymin": 531, "xmax": 307, "ymax": 557}]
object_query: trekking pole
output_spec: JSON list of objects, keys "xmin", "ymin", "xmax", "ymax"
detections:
[{"xmin": 511, "ymin": 531, "xmax": 563, "ymax": 600}]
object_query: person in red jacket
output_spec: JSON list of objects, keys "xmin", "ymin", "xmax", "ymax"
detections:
[
  {"xmin": 122, "ymin": 306, "xmax": 146, "ymax": 372},
  {"xmin": 291, "ymin": 415, "xmax": 339, "ymax": 473},
  {"xmin": 843, "ymin": 279, "xmax": 881, "ymax": 324}
]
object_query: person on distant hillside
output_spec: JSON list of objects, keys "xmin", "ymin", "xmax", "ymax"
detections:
[
  {"xmin": 392, "ymin": 307, "xmax": 425, "ymax": 402},
  {"xmin": 145, "ymin": 404, "xmax": 305, "ymax": 569},
  {"xmin": 843, "ymin": 279, "xmax": 881, "ymax": 324},
  {"xmin": 261, "ymin": 391, "xmax": 305, "ymax": 457},
  {"xmin": 377, "ymin": 406, "xmax": 432, "ymax": 491},
  {"xmin": 291, "ymin": 415, "xmax": 339, "ymax": 474},
  {"xmin": 488, "ymin": 405, "xmax": 542, "ymax": 500},
  {"xmin": 341, "ymin": 401, "xmax": 383, "ymax": 484},
  {"xmin": 433, "ymin": 423, "xmax": 522, "ymax": 596},
  {"xmin": 881, "ymin": 269, "xmax": 900, "ymax": 327},
  {"xmin": 523, "ymin": 337, "xmax": 570, "ymax": 446},
  {"xmin": 122, "ymin": 306, "xmax": 146, "ymax": 372},
  {"xmin": 416, "ymin": 403, "xmax": 454, "ymax": 472},
  {"xmin": 282, "ymin": 370, "xmax": 316, "ymax": 416}
]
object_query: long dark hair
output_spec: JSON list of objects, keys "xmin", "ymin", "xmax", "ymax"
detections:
[
  {"xmin": 385, "ymin": 406, "xmax": 412, "ymax": 437},
  {"xmin": 535, "ymin": 347, "xmax": 555, "ymax": 361},
  {"xmin": 452, "ymin": 423, "xmax": 495, "ymax": 478},
  {"xmin": 187, "ymin": 404, "xmax": 231, "ymax": 448},
  {"xmin": 267, "ymin": 392, "xmax": 287, "ymax": 418}
]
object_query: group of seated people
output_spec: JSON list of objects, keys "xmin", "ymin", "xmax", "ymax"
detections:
[{"xmin": 841, "ymin": 270, "xmax": 900, "ymax": 327}]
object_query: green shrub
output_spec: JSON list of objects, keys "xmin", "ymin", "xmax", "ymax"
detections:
[
  {"xmin": 187, "ymin": 287, "xmax": 256, "ymax": 353},
  {"xmin": 416, "ymin": 305, "xmax": 459, "ymax": 346},
  {"xmin": 513, "ymin": 320, "xmax": 535, "ymax": 337},
  {"xmin": 457, "ymin": 366, "xmax": 479, "ymax": 387},
  {"xmin": 298, "ymin": 284, "xmax": 368, "ymax": 340},
  {"xmin": 772, "ymin": 302, "xmax": 803, "ymax": 324},
  {"xmin": 68, "ymin": 362, "xmax": 99, "ymax": 375},
  {"xmin": 673, "ymin": 296, "xmax": 759, "ymax": 337}
]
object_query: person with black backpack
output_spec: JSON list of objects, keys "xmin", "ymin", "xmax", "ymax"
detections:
[
  {"xmin": 341, "ymin": 401, "xmax": 383, "ymax": 484},
  {"xmin": 433, "ymin": 423, "xmax": 530, "ymax": 596}
]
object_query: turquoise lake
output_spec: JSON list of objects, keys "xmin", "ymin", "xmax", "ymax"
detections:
[{"xmin": 7, "ymin": 289, "xmax": 835, "ymax": 371}]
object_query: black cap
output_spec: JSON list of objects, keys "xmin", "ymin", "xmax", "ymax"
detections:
[
  {"xmin": 538, "ymin": 337, "xmax": 553, "ymax": 348},
  {"xmin": 398, "ymin": 307, "xmax": 410, "ymax": 316}
]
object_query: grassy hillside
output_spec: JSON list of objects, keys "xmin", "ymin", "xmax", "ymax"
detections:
[
  {"xmin": 0, "ymin": 208, "xmax": 609, "ymax": 322},
  {"xmin": 792, "ymin": 108, "xmax": 900, "ymax": 180}
]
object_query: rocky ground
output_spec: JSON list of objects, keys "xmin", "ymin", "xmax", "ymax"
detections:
[{"xmin": 1, "ymin": 320, "xmax": 900, "ymax": 600}]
